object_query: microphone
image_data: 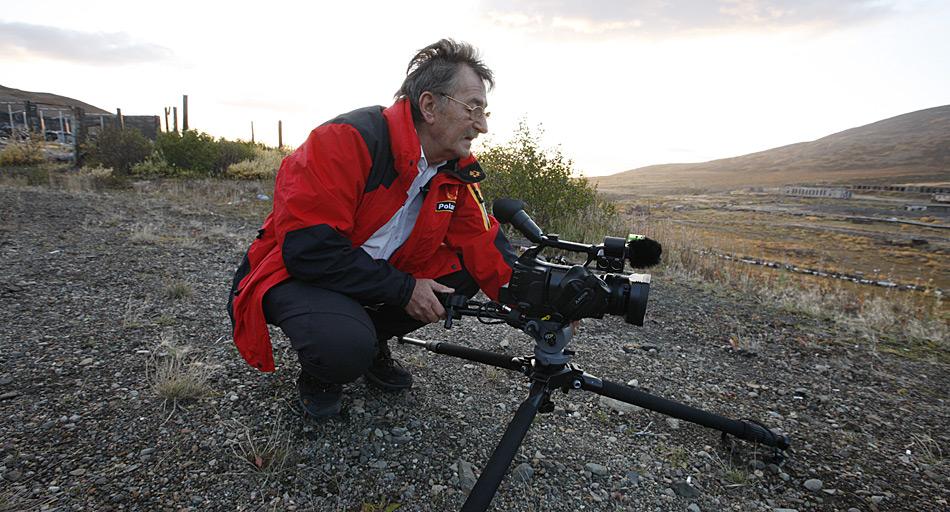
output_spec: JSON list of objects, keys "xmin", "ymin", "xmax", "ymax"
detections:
[
  {"xmin": 626, "ymin": 235, "xmax": 662, "ymax": 268},
  {"xmin": 491, "ymin": 199, "xmax": 543, "ymax": 243}
]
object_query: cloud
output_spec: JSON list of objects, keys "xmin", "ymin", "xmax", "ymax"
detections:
[
  {"xmin": 0, "ymin": 21, "xmax": 172, "ymax": 64},
  {"xmin": 481, "ymin": 0, "xmax": 899, "ymax": 36}
]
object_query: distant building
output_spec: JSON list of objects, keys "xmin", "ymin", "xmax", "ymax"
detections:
[
  {"xmin": 935, "ymin": 194, "xmax": 950, "ymax": 203},
  {"xmin": 782, "ymin": 186, "xmax": 852, "ymax": 199}
]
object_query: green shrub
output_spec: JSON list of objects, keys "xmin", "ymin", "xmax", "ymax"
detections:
[
  {"xmin": 131, "ymin": 151, "xmax": 177, "ymax": 177},
  {"xmin": 84, "ymin": 127, "xmax": 151, "ymax": 175},
  {"xmin": 477, "ymin": 121, "xmax": 620, "ymax": 242},
  {"xmin": 0, "ymin": 137, "xmax": 46, "ymax": 166},
  {"xmin": 217, "ymin": 139, "xmax": 258, "ymax": 171},
  {"xmin": 157, "ymin": 130, "xmax": 219, "ymax": 174},
  {"xmin": 156, "ymin": 130, "xmax": 257, "ymax": 176},
  {"xmin": 225, "ymin": 146, "xmax": 289, "ymax": 180}
]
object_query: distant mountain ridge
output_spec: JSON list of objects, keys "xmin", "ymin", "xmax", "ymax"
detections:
[
  {"xmin": 592, "ymin": 105, "xmax": 950, "ymax": 194},
  {"xmin": 0, "ymin": 84, "xmax": 110, "ymax": 115}
]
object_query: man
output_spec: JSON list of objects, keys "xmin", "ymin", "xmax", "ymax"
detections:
[{"xmin": 227, "ymin": 39, "xmax": 516, "ymax": 420}]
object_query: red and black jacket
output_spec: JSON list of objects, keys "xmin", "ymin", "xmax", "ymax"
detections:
[{"xmin": 228, "ymin": 99, "xmax": 515, "ymax": 371}]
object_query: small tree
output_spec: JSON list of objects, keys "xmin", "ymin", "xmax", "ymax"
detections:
[
  {"xmin": 84, "ymin": 127, "xmax": 151, "ymax": 175},
  {"xmin": 477, "ymin": 121, "xmax": 620, "ymax": 242}
]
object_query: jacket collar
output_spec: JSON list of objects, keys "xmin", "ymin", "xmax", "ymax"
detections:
[{"xmin": 382, "ymin": 99, "xmax": 486, "ymax": 184}]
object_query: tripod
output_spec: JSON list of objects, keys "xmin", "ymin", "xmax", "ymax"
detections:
[{"xmin": 398, "ymin": 298, "xmax": 790, "ymax": 512}]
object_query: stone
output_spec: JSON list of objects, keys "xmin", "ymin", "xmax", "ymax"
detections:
[
  {"xmin": 672, "ymin": 480, "xmax": 700, "ymax": 498},
  {"xmin": 666, "ymin": 418, "xmax": 680, "ymax": 430},
  {"xmin": 585, "ymin": 463, "xmax": 609, "ymax": 476},
  {"xmin": 458, "ymin": 460, "xmax": 477, "ymax": 493},
  {"xmin": 804, "ymin": 479, "xmax": 823, "ymax": 492},
  {"xmin": 599, "ymin": 395, "xmax": 639, "ymax": 414},
  {"xmin": 688, "ymin": 504, "xmax": 701, "ymax": 512},
  {"xmin": 513, "ymin": 463, "xmax": 534, "ymax": 483},
  {"xmin": 625, "ymin": 471, "xmax": 640, "ymax": 486}
]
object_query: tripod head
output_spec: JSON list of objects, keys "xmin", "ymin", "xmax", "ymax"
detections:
[{"xmin": 441, "ymin": 295, "xmax": 577, "ymax": 367}]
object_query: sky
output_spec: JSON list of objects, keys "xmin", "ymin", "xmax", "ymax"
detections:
[{"xmin": 2, "ymin": 0, "xmax": 948, "ymax": 176}]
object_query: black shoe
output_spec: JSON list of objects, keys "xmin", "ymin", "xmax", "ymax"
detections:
[
  {"xmin": 297, "ymin": 371, "xmax": 342, "ymax": 420},
  {"xmin": 364, "ymin": 341, "xmax": 413, "ymax": 391}
]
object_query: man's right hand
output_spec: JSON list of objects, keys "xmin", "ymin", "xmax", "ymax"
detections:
[{"xmin": 405, "ymin": 278, "xmax": 455, "ymax": 324}]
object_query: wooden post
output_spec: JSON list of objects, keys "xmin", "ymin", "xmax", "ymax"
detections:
[
  {"xmin": 59, "ymin": 111, "xmax": 65, "ymax": 141},
  {"xmin": 116, "ymin": 108, "xmax": 124, "ymax": 129},
  {"xmin": 172, "ymin": 107, "xmax": 178, "ymax": 133},
  {"xmin": 7, "ymin": 104, "xmax": 14, "ymax": 139},
  {"xmin": 164, "ymin": 107, "xmax": 170, "ymax": 132},
  {"xmin": 99, "ymin": 115, "xmax": 104, "ymax": 131},
  {"xmin": 251, "ymin": 121, "xmax": 255, "ymax": 143},
  {"xmin": 39, "ymin": 111, "xmax": 46, "ymax": 134},
  {"xmin": 278, "ymin": 120, "xmax": 283, "ymax": 149},
  {"xmin": 65, "ymin": 116, "xmax": 71, "ymax": 135},
  {"xmin": 73, "ymin": 107, "xmax": 86, "ymax": 167},
  {"xmin": 182, "ymin": 94, "xmax": 188, "ymax": 131}
]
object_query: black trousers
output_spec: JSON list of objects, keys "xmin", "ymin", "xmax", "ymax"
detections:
[{"xmin": 262, "ymin": 269, "xmax": 478, "ymax": 384}]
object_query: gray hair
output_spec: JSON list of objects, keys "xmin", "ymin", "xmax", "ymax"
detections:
[{"xmin": 396, "ymin": 39, "xmax": 495, "ymax": 122}]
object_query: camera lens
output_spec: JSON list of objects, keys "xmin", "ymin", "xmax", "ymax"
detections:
[{"xmin": 604, "ymin": 273, "xmax": 651, "ymax": 325}]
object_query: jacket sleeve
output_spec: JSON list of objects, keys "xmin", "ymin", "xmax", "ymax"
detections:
[
  {"xmin": 272, "ymin": 124, "xmax": 415, "ymax": 307},
  {"xmin": 445, "ymin": 183, "xmax": 516, "ymax": 301}
]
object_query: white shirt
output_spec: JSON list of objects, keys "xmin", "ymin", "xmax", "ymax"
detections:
[{"xmin": 360, "ymin": 146, "xmax": 444, "ymax": 260}]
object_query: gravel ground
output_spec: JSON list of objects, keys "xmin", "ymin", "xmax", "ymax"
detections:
[{"xmin": 1, "ymin": 183, "xmax": 947, "ymax": 511}]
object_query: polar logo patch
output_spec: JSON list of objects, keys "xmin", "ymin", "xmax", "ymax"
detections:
[{"xmin": 436, "ymin": 201, "xmax": 456, "ymax": 212}]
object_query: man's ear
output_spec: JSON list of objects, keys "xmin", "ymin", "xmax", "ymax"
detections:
[{"xmin": 418, "ymin": 91, "xmax": 438, "ymax": 124}]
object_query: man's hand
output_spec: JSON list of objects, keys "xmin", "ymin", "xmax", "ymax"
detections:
[{"xmin": 405, "ymin": 279, "xmax": 455, "ymax": 324}]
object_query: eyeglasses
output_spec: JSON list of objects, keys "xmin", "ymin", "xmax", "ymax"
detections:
[{"xmin": 441, "ymin": 93, "xmax": 491, "ymax": 121}]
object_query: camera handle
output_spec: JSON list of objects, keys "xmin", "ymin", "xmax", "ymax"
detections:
[{"xmin": 397, "ymin": 334, "xmax": 790, "ymax": 512}]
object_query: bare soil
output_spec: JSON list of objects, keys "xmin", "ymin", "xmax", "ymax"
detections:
[{"xmin": 1, "ymin": 181, "xmax": 947, "ymax": 511}]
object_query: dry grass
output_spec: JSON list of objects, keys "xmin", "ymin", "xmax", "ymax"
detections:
[
  {"xmin": 146, "ymin": 332, "xmax": 214, "ymax": 407},
  {"xmin": 225, "ymin": 146, "xmax": 290, "ymax": 180},
  {"xmin": 229, "ymin": 415, "xmax": 295, "ymax": 480},
  {"xmin": 163, "ymin": 280, "xmax": 193, "ymax": 300},
  {"xmin": 643, "ymin": 216, "xmax": 948, "ymax": 360}
]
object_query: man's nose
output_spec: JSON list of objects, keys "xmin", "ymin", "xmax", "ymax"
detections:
[{"xmin": 473, "ymin": 116, "xmax": 488, "ymax": 134}]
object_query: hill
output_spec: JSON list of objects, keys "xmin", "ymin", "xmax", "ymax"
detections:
[
  {"xmin": 0, "ymin": 84, "xmax": 110, "ymax": 115},
  {"xmin": 592, "ymin": 105, "xmax": 950, "ymax": 195}
]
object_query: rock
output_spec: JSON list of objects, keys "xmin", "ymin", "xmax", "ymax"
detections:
[
  {"xmin": 804, "ymin": 479, "xmax": 823, "ymax": 492},
  {"xmin": 458, "ymin": 460, "xmax": 477, "ymax": 493},
  {"xmin": 69, "ymin": 468, "xmax": 86, "ymax": 476},
  {"xmin": 599, "ymin": 395, "xmax": 639, "ymax": 414},
  {"xmin": 688, "ymin": 504, "xmax": 701, "ymax": 512},
  {"xmin": 625, "ymin": 471, "xmax": 640, "ymax": 486},
  {"xmin": 871, "ymin": 495, "xmax": 883, "ymax": 504},
  {"xmin": 3, "ymin": 469, "xmax": 23, "ymax": 482},
  {"xmin": 513, "ymin": 463, "xmax": 534, "ymax": 483},
  {"xmin": 431, "ymin": 484, "xmax": 446, "ymax": 494},
  {"xmin": 666, "ymin": 418, "xmax": 680, "ymax": 430},
  {"xmin": 585, "ymin": 463, "xmax": 609, "ymax": 476},
  {"xmin": 672, "ymin": 480, "xmax": 700, "ymax": 498},
  {"xmin": 773, "ymin": 509, "xmax": 798, "ymax": 512}
]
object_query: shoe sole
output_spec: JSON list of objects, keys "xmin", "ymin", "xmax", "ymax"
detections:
[{"xmin": 363, "ymin": 372, "xmax": 413, "ymax": 391}]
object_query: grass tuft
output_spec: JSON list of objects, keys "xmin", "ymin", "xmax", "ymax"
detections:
[
  {"xmin": 229, "ymin": 415, "xmax": 295, "ymax": 479},
  {"xmin": 163, "ymin": 280, "xmax": 193, "ymax": 300},
  {"xmin": 147, "ymin": 332, "xmax": 213, "ymax": 406}
]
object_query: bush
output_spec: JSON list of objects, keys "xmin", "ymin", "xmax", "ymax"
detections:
[
  {"xmin": 217, "ymin": 139, "xmax": 258, "ymax": 171},
  {"xmin": 156, "ymin": 130, "xmax": 219, "ymax": 174},
  {"xmin": 225, "ymin": 146, "xmax": 289, "ymax": 180},
  {"xmin": 156, "ymin": 130, "xmax": 257, "ymax": 176},
  {"xmin": 477, "ymin": 121, "xmax": 620, "ymax": 242},
  {"xmin": 131, "ymin": 151, "xmax": 177, "ymax": 177},
  {"xmin": 0, "ymin": 137, "xmax": 46, "ymax": 166},
  {"xmin": 84, "ymin": 127, "xmax": 151, "ymax": 175}
]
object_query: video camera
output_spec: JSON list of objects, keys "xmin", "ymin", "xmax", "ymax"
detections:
[{"xmin": 492, "ymin": 198, "xmax": 662, "ymax": 326}]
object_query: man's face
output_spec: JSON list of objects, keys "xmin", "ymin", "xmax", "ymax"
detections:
[{"xmin": 426, "ymin": 65, "xmax": 489, "ymax": 161}]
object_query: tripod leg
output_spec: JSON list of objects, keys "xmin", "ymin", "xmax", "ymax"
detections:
[
  {"xmin": 588, "ymin": 378, "xmax": 790, "ymax": 450},
  {"xmin": 461, "ymin": 381, "xmax": 548, "ymax": 512}
]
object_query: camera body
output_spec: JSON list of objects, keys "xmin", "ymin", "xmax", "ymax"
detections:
[{"xmin": 499, "ymin": 235, "xmax": 652, "ymax": 326}]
